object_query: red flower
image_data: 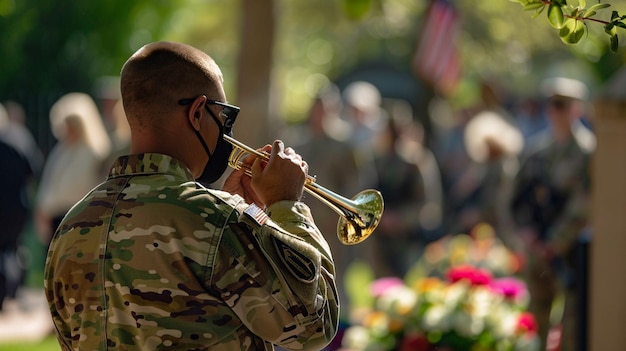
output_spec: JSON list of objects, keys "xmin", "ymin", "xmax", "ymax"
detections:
[
  {"xmin": 446, "ymin": 265, "xmax": 492, "ymax": 286},
  {"xmin": 399, "ymin": 333, "xmax": 431, "ymax": 351},
  {"xmin": 517, "ymin": 312, "xmax": 538, "ymax": 335}
]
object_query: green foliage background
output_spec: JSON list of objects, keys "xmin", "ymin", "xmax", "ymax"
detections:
[
  {"xmin": 1, "ymin": 0, "xmax": 626, "ymax": 128},
  {"xmin": 0, "ymin": 1, "xmax": 178, "ymax": 95}
]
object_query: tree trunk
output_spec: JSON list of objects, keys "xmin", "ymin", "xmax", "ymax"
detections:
[{"xmin": 235, "ymin": 0, "xmax": 275, "ymax": 147}]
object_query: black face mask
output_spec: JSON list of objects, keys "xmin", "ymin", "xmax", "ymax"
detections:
[{"xmin": 192, "ymin": 110, "xmax": 233, "ymax": 185}]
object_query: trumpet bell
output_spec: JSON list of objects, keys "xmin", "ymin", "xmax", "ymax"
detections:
[{"xmin": 337, "ymin": 189, "xmax": 384, "ymax": 245}]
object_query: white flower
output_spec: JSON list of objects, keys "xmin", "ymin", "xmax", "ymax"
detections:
[
  {"xmin": 422, "ymin": 304, "xmax": 452, "ymax": 331},
  {"xmin": 376, "ymin": 285, "xmax": 418, "ymax": 317},
  {"xmin": 467, "ymin": 286, "xmax": 495, "ymax": 319},
  {"xmin": 488, "ymin": 308, "xmax": 519, "ymax": 339},
  {"xmin": 453, "ymin": 309, "xmax": 485, "ymax": 337},
  {"xmin": 443, "ymin": 281, "xmax": 468, "ymax": 308},
  {"xmin": 341, "ymin": 325, "xmax": 372, "ymax": 350}
]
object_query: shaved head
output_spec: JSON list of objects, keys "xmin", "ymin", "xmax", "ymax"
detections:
[{"xmin": 120, "ymin": 41, "xmax": 224, "ymax": 129}]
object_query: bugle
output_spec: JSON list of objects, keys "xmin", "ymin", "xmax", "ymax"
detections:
[{"xmin": 223, "ymin": 134, "xmax": 383, "ymax": 245}]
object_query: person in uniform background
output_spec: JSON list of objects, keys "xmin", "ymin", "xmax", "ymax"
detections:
[
  {"xmin": 44, "ymin": 41, "xmax": 339, "ymax": 351},
  {"xmin": 34, "ymin": 92, "xmax": 111, "ymax": 247},
  {"xmin": 0, "ymin": 102, "xmax": 42, "ymax": 310},
  {"xmin": 510, "ymin": 77, "xmax": 594, "ymax": 351}
]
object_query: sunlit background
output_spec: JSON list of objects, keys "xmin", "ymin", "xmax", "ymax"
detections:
[
  {"xmin": 2, "ymin": 0, "xmax": 625, "ymax": 151},
  {"xmin": 1, "ymin": 0, "xmax": 626, "ymax": 349}
]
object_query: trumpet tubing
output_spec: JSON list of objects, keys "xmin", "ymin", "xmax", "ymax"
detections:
[{"xmin": 223, "ymin": 135, "xmax": 383, "ymax": 245}]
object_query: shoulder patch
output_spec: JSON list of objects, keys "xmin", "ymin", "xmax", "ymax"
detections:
[{"xmin": 272, "ymin": 237, "xmax": 316, "ymax": 283}]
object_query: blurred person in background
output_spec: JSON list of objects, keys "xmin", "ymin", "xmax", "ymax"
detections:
[
  {"xmin": 1, "ymin": 101, "xmax": 44, "ymax": 172},
  {"xmin": 451, "ymin": 110, "xmax": 524, "ymax": 248},
  {"xmin": 429, "ymin": 99, "xmax": 474, "ymax": 237},
  {"xmin": 340, "ymin": 81, "xmax": 382, "ymax": 190},
  {"xmin": 341, "ymin": 81, "xmax": 385, "ymax": 149},
  {"xmin": 438, "ymin": 80, "xmax": 519, "ymax": 237},
  {"xmin": 0, "ymin": 102, "xmax": 42, "ymax": 310},
  {"xmin": 510, "ymin": 77, "xmax": 594, "ymax": 351},
  {"xmin": 369, "ymin": 103, "xmax": 443, "ymax": 278},
  {"xmin": 34, "ymin": 92, "xmax": 111, "ymax": 247}
]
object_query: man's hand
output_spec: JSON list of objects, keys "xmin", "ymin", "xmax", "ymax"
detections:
[
  {"xmin": 251, "ymin": 140, "xmax": 307, "ymax": 207},
  {"xmin": 222, "ymin": 140, "xmax": 308, "ymax": 208},
  {"xmin": 222, "ymin": 147, "xmax": 265, "ymax": 207}
]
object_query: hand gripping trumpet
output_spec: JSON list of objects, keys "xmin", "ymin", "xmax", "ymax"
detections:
[{"xmin": 224, "ymin": 135, "xmax": 384, "ymax": 245}]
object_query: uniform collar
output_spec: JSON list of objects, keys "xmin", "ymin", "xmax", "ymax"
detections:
[{"xmin": 108, "ymin": 153, "xmax": 195, "ymax": 181}]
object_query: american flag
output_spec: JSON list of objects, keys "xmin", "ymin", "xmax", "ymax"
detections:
[{"xmin": 412, "ymin": 0, "xmax": 461, "ymax": 96}]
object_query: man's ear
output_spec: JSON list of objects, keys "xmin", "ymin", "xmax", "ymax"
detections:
[{"xmin": 188, "ymin": 95, "xmax": 207, "ymax": 131}]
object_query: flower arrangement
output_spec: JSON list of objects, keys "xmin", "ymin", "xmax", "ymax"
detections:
[{"xmin": 340, "ymin": 224, "xmax": 540, "ymax": 351}]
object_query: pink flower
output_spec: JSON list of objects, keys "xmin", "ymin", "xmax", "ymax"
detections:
[
  {"xmin": 489, "ymin": 277, "xmax": 527, "ymax": 300},
  {"xmin": 370, "ymin": 277, "xmax": 405, "ymax": 297},
  {"xmin": 446, "ymin": 265, "xmax": 492, "ymax": 286}
]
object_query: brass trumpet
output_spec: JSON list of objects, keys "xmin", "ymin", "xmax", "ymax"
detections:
[{"xmin": 223, "ymin": 134, "xmax": 383, "ymax": 245}]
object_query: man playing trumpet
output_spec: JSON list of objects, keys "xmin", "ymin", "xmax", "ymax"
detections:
[{"xmin": 44, "ymin": 41, "xmax": 339, "ymax": 351}]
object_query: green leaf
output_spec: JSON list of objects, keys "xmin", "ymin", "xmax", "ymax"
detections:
[
  {"xmin": 559, "ymin": 18, "xmax": 586, "ymax": 44},
  {"xmin": 548, "ymin": 4, "xmax": 565, "ymax": 28},
  {"xmin": 579, "ymin": 0, "xmax": 586, "ymax": 8},
  {"xmin": 605, "ymin": 23, "xmax": 617, "ymax": 35},
  {"xmin": 524, "ymin": 2, "xmax": 545, "ymax": 11},
  {"xmin": 610, "ymin": 34, "xmax": 619, "ymax": 53},
  {"xmin": 585, "ymin": 10, "xmax": 597, "ymax": 18},
  {"xmin": 612, "ymin": 10, "xmax": 620, "ymax": 21},
  {"xmin": 531, "ymin": 5, "xmax": 546, "ymax": 18},
  {"xmin": 587, "ymin": 3, "xmax": 611, "ymax": 13}
]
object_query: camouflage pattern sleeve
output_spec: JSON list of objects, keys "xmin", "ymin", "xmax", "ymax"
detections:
[
  {"xmin": 212, "ymin": 201, "xmax": 339, "ymax": 351},
  {"xmin": 44, "ymin": 153, "xmax": 339, "ymax": 351}
]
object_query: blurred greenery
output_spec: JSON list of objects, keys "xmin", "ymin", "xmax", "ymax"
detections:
[
  {"xmin": 0, "ymin": 336, "xmax": 60, "ymax": 351},
  {"xmin": 0, "ymin": 1, "xmax": 178, "ymax": 95},
  {"xmin": 1, "ymin": 0, "xmax": 626, "ymax": 132}
]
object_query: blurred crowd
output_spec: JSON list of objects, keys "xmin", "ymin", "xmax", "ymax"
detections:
[{"xmin": 0, "ymin": 74, "xmax": 593, "ymax": 351}]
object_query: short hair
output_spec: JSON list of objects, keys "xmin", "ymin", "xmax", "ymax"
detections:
[{"xmin": 120, "ymin": 41, "xmax": 224, "ymax": 128}]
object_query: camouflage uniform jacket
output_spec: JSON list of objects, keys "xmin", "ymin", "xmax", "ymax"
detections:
[{"xmin": 44, "ymin": 153, "xmax": 339, "ymax": 351}]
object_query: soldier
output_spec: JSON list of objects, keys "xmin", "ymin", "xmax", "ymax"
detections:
[
  {"xmin": 510, "ymin": 77, "xmax": 594, "ymax": 351},
  {"xmin": 44, "ymin": 41, "xmax": 339, "ymax": 351}
]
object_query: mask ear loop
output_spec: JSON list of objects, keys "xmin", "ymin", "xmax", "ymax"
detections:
[
  {"xmin": 192, "ymin": 103, "xmax": 225, "ymax": 161},
  {"xmin": 192, "ymin": 126, "xmax": 213, "ymax": 159}
]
